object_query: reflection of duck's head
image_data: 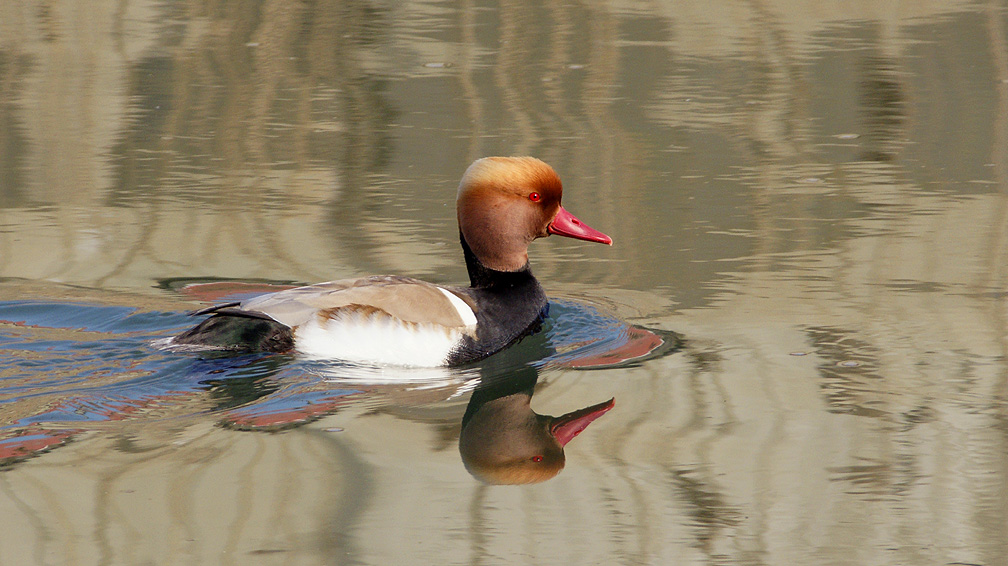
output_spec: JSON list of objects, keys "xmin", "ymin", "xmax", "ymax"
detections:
[{"xmin": 459, "ymin": 392, "xmax": 614, "ymax": 485}]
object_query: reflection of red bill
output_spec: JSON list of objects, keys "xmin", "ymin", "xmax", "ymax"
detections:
[
  {"xmin": 551, "ymin": 397, "xmax": 615, "ymax": 446},
  {"xmin": 564, "ymin": 327, "xmax": 666, "ymax": 368},
  {"xmin": 0, "ymin": 429, "xmax": 78, "ymax": 465}
]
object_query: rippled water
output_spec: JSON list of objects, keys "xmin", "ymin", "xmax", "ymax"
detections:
[
  {"xmin": 3, "ymin": 1, "xmax": 1008, "ymax": 565},
  {"xmin": 0, "ymin": 290, "xmax": 668, "ymax": 461}
]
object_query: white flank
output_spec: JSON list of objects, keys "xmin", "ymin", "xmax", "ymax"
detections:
[
  {"xmin": 294, "ymin": 313, "xmax": 463, "ymax": 367},
  {"xmin": 437, "ymin": 287, "xmax": 478, "ymax": 326}
]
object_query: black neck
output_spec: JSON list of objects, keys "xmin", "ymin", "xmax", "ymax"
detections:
[
  {"xmin": 461, "ymin": 232, "xmax": 534, "ymax": 288},
  {"xmin": 461, "ymin": 365, "xmax": 538, "ymax": 428}
]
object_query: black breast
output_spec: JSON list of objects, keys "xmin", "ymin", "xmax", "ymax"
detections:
[{"xmin": 446, "ymin": 236, "xmax": 549, "ymax": 365}]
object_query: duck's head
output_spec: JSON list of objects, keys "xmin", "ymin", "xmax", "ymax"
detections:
[{"xmin": 457, "ymin": 157, "xmax": 612, "ymax": 272}]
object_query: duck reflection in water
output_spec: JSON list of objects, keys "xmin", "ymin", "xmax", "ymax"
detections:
[
  {"xmin": 0, "ymin": 285, "xmax": 681, "ymax": 474},
  {"xmin": 459, "ymin": 363, "xmax": 613, "ymax": 485}
]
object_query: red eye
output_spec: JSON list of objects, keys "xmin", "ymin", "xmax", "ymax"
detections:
[
  {"xmin": 529, "ymin": 192, "xmax": 541, "ymax": 202},
  {"xmin": 531, "ymin": 455, "xmax": 543, "ymax": 462}
]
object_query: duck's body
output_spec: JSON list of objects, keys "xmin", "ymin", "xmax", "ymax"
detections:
[
  {"xmin": 175, "ymin": 266, "xmax": 546, "ymax": 366},
  {"xmin": 168, "ymin": 157, "xmax": 611, "ymax": 366}
]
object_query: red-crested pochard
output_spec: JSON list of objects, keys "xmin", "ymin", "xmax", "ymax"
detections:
[{"xmin": 169, "ymin": 157, "xmax": 612, "ymax": 366}]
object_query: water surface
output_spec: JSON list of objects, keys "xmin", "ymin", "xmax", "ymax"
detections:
[{"xmin": 1, "ymin": 1, "xmax": 1007, "ymax": 565}]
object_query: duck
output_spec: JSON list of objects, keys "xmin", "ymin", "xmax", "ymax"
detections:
[{"xmin": 168, "ymin": 156, "xmax": 612, "ymax": 366}]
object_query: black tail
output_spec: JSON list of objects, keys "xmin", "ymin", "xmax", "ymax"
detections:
[{"xmin": 172, "ymin": 306, "xmax": 294, "ymax": 353}]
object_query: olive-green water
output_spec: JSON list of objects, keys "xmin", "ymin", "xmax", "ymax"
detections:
[{"xmin": 1, "ymin": 2, "xmax": 1007, "ymax": 565}]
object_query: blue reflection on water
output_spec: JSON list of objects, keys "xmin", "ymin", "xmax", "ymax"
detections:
[{"xmin": 0, "ymin": 296, "xmax": 677, "ymax": 464}]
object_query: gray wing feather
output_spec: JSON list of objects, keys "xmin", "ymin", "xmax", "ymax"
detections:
[{"xmin": 236, "ymin": 276, "xmax": 474, "ymax": 329}]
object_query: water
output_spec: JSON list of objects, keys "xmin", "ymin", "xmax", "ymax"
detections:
[
  {"xmin": 0, "ymin": 292, "xmax": 665, "ymax": 447},
  {"xmin": 2, "ymin": 1, "xmax": 1008, "ymax": 564}
]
